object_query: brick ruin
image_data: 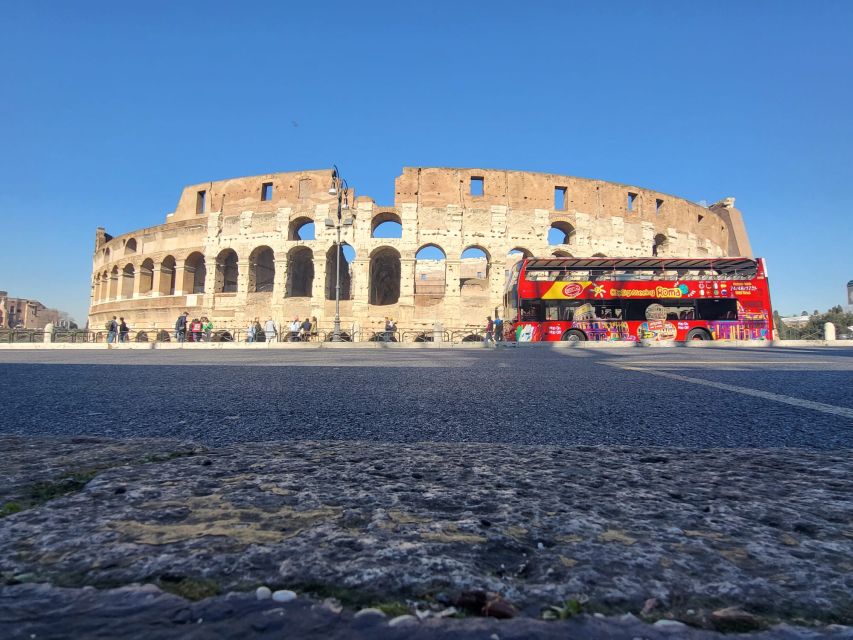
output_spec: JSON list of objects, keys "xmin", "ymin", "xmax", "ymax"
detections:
[{"xmin": 88, "ymin": 167, "xmax": 752, "ymax": 335}]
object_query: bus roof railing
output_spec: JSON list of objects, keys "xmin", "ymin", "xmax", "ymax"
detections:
[{"xmin": 522, "ymin": 257, "xmax": 759, "ymax": 277}]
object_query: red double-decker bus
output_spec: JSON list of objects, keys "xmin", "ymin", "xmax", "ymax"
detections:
[{"xmin": 503, "ymin": 257, "xmax": 774, "ymax": 342}]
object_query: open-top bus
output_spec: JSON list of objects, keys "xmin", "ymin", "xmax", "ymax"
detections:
[{"xmin": 503, "ymin": 257, "xmax": 773, "ymax": 342}]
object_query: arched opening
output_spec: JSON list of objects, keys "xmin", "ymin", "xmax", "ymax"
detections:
[
  {"xmin": 120, "ymin": 264, "xmax": 135, "ymax": 298},
  {"xmin": 369, "ymin": 247, "xmax": 401, "ymax": 305},
  {"xmin": 505, "ymin": 247, "xmax": 531, "ymax": 279},
  {"xmin": 325, "ymin": 243, "xmax": 354, "ymax": 300},
  {"xmin": 551, "ymin": 250, "xmax": 573, "ymax": 258},
  {"xmin": 184, "ymin": 252, "xmax": 206, "ymax": 294},
  {"xmin": 215, "ymin": 249, "xmax": 238, "ymax": 293},
  {"xmin": 652, "ymin": 234, "xmax": 668, "ymax": 257},
  {"xmin": 248, "ymin": 246, "xmax": 274, "ymax": 293},
  {"xmin": 286, "ymin": 246, "xmax": 314, "ymax": 297},
  {"xmin": 104, "ymin": 248, "xmax": 111, "ymax": 263},
  {"xmin": 108, "ymin": 266, "xmax": 119, "ymax": 299},
  {"xmin": 125, "ymin": 238, "xmax": 137, "ymax": 255},
  {"xmin": 371, "ymin": 212, "xmax": 403, "ymax": 238},
  {"xmin": 415, "ymin": 244, "xmax": 446, "ymax": 297},
  {"xmin": 139, "ymin": 258, "xmax": 154, "ymax": 295},
  {"xmin": 592, "ymin": 252, "xmax": 607, "ymax": 258},
  {"xmin": 160, "ymin": 256, "xmax": 176, "ymax": 295},
  {"xmin": 460, "ymin": 246, "xmax": 489, "ymax": 296},
  {"xmin": 288, "ymin": 217, "xmax": 315, "ymax": 241},
  {"xmin": 548, "ymin": 221, "xmax": 575, "ymax": 246},
  {"xmin": 100, "ymin": 271, "xmax": 109, "ymax": 301}
]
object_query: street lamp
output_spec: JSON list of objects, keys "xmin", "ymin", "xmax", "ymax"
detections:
[{"xmin": 326, "ymin": 165, "xmax": 352, "ymax": 341}]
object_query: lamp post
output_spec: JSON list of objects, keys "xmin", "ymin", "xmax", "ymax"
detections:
[{"xmin": 326, "ymin": 166, "xmax": 352, "ymax": 341}]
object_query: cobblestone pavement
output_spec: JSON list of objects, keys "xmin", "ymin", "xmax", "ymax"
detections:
[{"xmin": 0, "ymin": 347, "xmax": 850, "ymax": 448}]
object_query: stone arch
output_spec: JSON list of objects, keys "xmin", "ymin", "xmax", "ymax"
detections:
[
  {"xmin": 125, "ymin": 238, "xmax": 137, "ymax": 255},
  {"xmin": 548, "ymin": 221, "xmax": 575, "ymax": 246},
  {"xmin": 248, "ymin": 246, "xmax": 275, "ymax": 293},
  {"xmin": 120, "ymin": 264, "xmax": 135, "ymax": 298},
  {"xmin": 325, "ymin": 243, "xmax": 354, "ymax": 301},
  {"xmin": 288, "ymin": 216, "xmax": 315, "ymax": 241},
  {"xmin": 184, "ymin": 252, "xmax": 207, "ymax": 294},
  {"xmin": 139, "ymin": 258, "xmax": 154, "ymax": 295},
  {"xmin": 371, "ymin": 211, "xmax": 402, "ymax": 238},
  {"xmin": 285, "ymin": 246, "xmax": 314, "ymax": 297},
  {"xmin": 505, "ymin": 247, "xmax": 531, "ymax": 278},
  {"xmin": 215, "ymin": 249, "xmax": 239, "ymax": 293},
  {"xmin": 369, "ymin": 246, "xmax": 401, "ymax": 306},
  {"xmin": 160, "ymin": 256, "xmax": 177, "ymax": 295},
  {"xmin": 100, "ymin": 270, "xmax": 109, "ymax": 301},
  {"xmin": 106, "ymin": 266, "xmax": 118, "ymax": 299},
  {"xmin": 460, "ymin": 246, "xmax": 490, "ymax": 296},
  {"xmin": 551, "ymin": 250, "xmax": 574, "ymax": 258},
  {"xmin": 592, "ymin": 252, "xmax": 607, "ymax": 258},
  {"xmin": 652, "ymin": 233, "xmax": 668, "ymax": 257},
  {"xmin": 415, "ymin": 244, "xmax": 446, "ymax": 297}
]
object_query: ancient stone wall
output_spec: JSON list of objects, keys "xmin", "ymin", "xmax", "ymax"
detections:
[{"xmin": 88, "ymin": 167, "xmax": 752, "ymax": 335}]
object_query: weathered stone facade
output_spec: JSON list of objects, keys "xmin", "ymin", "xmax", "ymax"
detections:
[{"xmin": 88, "ymin": 167, "xmax": 752, "ymax": 333}]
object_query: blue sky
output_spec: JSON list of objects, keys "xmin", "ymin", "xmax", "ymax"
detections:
[{"xmin": 2, "ymin": 1, "xmax": 851, "ymax": 323}]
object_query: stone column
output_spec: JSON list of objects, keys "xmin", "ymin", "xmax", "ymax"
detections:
[
  {"xmin": 173, "ymin": 265, "xmax": 187, "ymax": 296},
  {"xmin": 443, "ymin": 259, "xmax": 461, "ymax": 326},
  {"xmin": 235, "ymin": 260, "xmax": 250, "ymax": 305},
  {"xmin": 350, "ymin": 258, "xmax": 369, "ymax": 321}
]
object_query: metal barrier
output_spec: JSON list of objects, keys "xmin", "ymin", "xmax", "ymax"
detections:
[{"xmin": 0, "ymin": 330, "xmax": 45, "ymax": 343}]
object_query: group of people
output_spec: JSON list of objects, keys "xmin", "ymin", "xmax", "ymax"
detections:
[
  {"xmin": 482, "ymin": 315, "xmax": 505, "ymax": 346},
  {"xmin": 174, "ymin": 312, "xmax": 214, "ymax": 342},
  {"xmin": 105, "ymin": 316, "xmax": 130, "ymax": 343},
  {"xmin": 247, "ymin": 317, "xmax": 318, "ymax": 342}
]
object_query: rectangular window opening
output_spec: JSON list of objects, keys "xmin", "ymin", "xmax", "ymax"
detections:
[
  {"xmin": 655, "ymin": 198, "xmax": 663, "ymax": 214},
  {"xmin": 261, "ymin": 182, "xmax": 273, "ymax": 201},
  {"xmin": 470, "ymin": 176, "xmax": 484, "ymax": 197},
  {"xmin": 627, "ymin": 192, "xmax": 638, "ymax": 212},
  {"xmin": 554, "ymin": 186, "xmax": 567, "ymax": 210},
  {"xmin": 196, "ymin": 190, "xmax": 207, "ymax": 215}
]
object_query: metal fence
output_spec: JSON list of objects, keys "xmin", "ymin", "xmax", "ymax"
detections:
[{"xmin": 1, "ymin": 325, "xmax": 497, "ymax": 345}]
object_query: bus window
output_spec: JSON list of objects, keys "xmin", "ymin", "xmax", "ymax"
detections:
[
  {"xmin": 560, "ymin": 301, "xmax": 584, "ymax": 321},
  {"xmin": 697, "ymin": 299, "xmax": 738, "ymax": 320},
  {"xmin": 594, "ymin": 303, "xmax": 622, "ymax": 320},
  {"xmin": 623, "ymin": 299, "xmax": 696, "ymax": 321},
  {"xmin": 520, "ymin": 300, "xmax": 543, "ymax": 321},
  {"xmin": 545, "ymin": 301, "xmax": 560, "ymax": 321}
]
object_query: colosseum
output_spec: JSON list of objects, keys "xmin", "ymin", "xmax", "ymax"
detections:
[{"xmin": 88, "ymin": 167, "xmax": 753, "ymax": 338}]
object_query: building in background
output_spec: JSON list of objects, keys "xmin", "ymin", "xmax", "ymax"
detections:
[
  {"xmin": 88, "ymin": 167, "xmax": 753, "ymax": 332},
  {"xmin": 0, "ymin": 291, "xmax": 74, "ymax": 329}
]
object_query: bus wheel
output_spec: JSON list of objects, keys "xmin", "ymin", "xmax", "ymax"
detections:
[
  {"xmin": 686, "ymin": 328, "xmax": 711, "ymax": 341},
  {"xmin": 561, "ymin": 329, "xmax": 587, "ymax": 342}
]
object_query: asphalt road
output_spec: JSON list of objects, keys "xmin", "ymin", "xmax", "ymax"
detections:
[{"xmin": 0, "ymin": 347, "xmax": 851, "ymax": 448}]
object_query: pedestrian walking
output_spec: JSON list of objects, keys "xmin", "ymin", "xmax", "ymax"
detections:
[
  {"xmin": 264, "ymin": 317, "xmax": 278, "ymax": 343},
  {"xmin": 483, "ymin": 316, "xmax": 495, "ymax": 347},
  {"xmin": 118, "ymin": 317, "xmax": 129, "ymax": 343},
  {"xmin": 494, "ymin": 315, "xmax": 504, "ymax": 345},
  {"xmin": 247, "ymin": 319, "xmax": 256, "ymax": 343},
  {"xmin": 175, "ymin": 311, "xmax": 189, "ymax": 342},
  {"xmin": 106, "ymin": 316, "xmax": 118, "ymax": 343}
]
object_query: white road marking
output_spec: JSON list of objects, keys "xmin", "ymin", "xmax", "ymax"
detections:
[{"xmin": 614, "ymin": 366, "xmax": 853, "ymax": 420}]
